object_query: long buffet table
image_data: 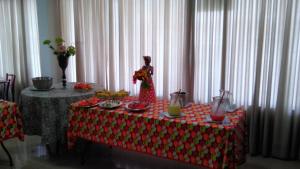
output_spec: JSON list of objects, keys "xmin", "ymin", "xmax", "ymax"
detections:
[{"xmin": 67, "ymin": 97, "xmax": 247, "ymax": 169}]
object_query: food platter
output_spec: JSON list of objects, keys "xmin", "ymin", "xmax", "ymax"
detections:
[
  {"xmin": 74, "ymin": 83, "xmax": 93, "ymax": 92},
  {"xmin": 95, "ymin": 89, "xmax": 129, "ymax": 100},
  {"xmin": 125, "ymin": 101, "xmax": 150, "ymax": 112},
  {"xmin": 99, "ymin": 100, "xmax": 122, "ymax": 109},
  {"xmin": 78, "ymin": 97, "xmax": 100, "ymax": 108}
]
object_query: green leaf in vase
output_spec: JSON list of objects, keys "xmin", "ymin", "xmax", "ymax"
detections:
[
  {"xmin": 55, "ymin": 37, "xmax": 65, "ymax": 45},
  {"xmin": 43, "ymin": 40, "xmax": 51, "ymax": 45}
]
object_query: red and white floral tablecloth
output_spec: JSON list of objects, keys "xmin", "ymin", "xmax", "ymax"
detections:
[
  {"xmin": 68, "ymin": 97, "xmax": 247, "ymax": 169},
  {"xmin": 0, "ymin": 101, "xmax": 24, "ymax": 142}
]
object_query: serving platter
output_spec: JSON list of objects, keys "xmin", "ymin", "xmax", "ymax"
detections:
[
  {"xmin": 125, "ymin": 101, "xmax": 150, "ymax": 112},
  {"xmin": 78, "ymin": 98, "xmax": 101, "ymax": 108},
  {"xmin": 99, "ymin": 100, "xmax": 122, "ymax": 109}
]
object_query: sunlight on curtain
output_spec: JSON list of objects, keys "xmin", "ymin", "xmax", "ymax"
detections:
[
  {"xmin": 224, "ymin": 0, "xmax": 300, "ymax": 159},
  {"xmin": 288, "ymin": 0, "xmax": 300, "ymax": 113},
  {"xmin": 259, "ymin": 0, "xmax": 287, "ymax": 109},
  {"xmin": 193, "ymin": 0, "xmax": 224, "ymax": 103},
  {"xmin": 225, "ymin": 0, "xmax": 261, "ymax": 107},
  {"xmin": 60, "ymin": 0, "xmax": 76, "ymax": 82},
  {"xmin": 74, "ymin": 0, "xmax": 190, "ymax": 98},
  {"xmin": 23, "ymin": 0, "xmax": 41, "ymax": 78},
  {"xmin": 225, "ymin": 0, "xmax": 299, "ymax": 111},
  {"xmin": 0, "ymin": 0, "xmax": 41, "ymax": 86},
  {"xmin": 74, "ymin": 0, "xmax": 109, "ymax": 88},
  {"xmin": 0, "ymin": 1, "xmax": 14, "ymax": 76},
  {"xmin": 271, "ymin": 0, "xmax": 300, "ymax": 159},
  {"xmin": 119, "ymin": 0, "xmax": 189, "ymax": 97}
]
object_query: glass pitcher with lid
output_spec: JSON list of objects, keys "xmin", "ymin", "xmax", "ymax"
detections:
[
  {"xmin": 211, "ymin": 90, "xmax": 231, "ymax": 115},
  {"xmin": 168, "ymin": 92, "xmax": 181, "ymax": 116}
]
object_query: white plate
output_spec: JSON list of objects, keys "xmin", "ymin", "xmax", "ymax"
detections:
[
  {"xmin": 30, "ymin": 86, "xmax": 54, "ymax": 91},
  {"xmin": 125, "ymin": 101, "xmax": 150, "ymax": 112},
  {"xmin": 161, "ymin": 112, "xmax": 185, "ymax": 119},
  {"xmin": 99, "ymin": 100, "xmax": 122, "ymax": 109}
]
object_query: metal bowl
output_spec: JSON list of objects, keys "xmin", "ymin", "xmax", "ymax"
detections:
[{"xmin": 32, "ymin": 77, "xmax": 53, "ymax": 90}]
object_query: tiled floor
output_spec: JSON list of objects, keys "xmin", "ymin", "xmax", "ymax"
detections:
[{"xmin": 0, "ymin": 136, "xmax": 300, "ymax": 169}]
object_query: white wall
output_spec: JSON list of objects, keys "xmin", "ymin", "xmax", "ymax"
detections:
[{"xmin": 36, "ymin": 0, "xmax": 61, "ymax": 83}]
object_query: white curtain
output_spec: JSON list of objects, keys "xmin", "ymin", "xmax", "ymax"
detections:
[
  {"xmin": 221, "ymin": 0, "xmax": 300, "ymax": 159},
  {"xmin": 73, "ymin": 0, "xmax": 191, "ymax": 98},
  {"xmin": 61, "ymin": 0, "xmax": 300, "ymax": 159},
  {"xmin": 193, "ymin": 0, "xmax": 224, "ymax": 103},
  {"xmin": 59, "ymin": 0, "xmax": 77, "ymax": 82},
  {"xmin": 0, "ymin": 0, "xmax": 41, "ymax": 89}
]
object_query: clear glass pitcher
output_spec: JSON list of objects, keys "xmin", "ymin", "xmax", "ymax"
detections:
[
  {"xmin": 170, "ymin": 91, "xmax": 188, "ymax": 107},
  {"xmin": 168, "ymin": 94, "xmax": 181, "ymax": 116},
  {"xmin": 211, "ymin": 90, "xmax": 231, "ymax": 115}
]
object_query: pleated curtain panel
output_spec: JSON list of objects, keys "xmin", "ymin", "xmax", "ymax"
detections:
[{"xmin": 0, "ymin": 0, "xmax": 41, "ymax": 91}]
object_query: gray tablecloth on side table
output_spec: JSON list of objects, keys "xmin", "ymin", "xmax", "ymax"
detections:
[{"xmin": 20, "ymin": 82, "xmax": 102, "ymax": 145}]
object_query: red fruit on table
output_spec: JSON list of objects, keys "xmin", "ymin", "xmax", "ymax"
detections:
[
  {"xmin": 78, "ymin": 100, "xmax": 87, "ymax": 106},
  {"xmin": 128, "ymin": 102, "xmax": 147, "ymax": 109},
  {"xmin": 74, "ymin": 82, "xmax": 92, "ymax": 90}
]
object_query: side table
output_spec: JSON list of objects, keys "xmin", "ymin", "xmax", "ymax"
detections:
[
  {"xmin": 0, "ymin": 100, "xmax": 24, "ymax": 166},
  {"xmin": 20, "ymin": 82, "xmax": 101, "ymax": 153}
]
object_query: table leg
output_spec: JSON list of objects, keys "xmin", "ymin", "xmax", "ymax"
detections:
[
  {"xmin": 45, "ymin": 140, "xmax": 62, "ymax": 157},
  {"xmin": 56, "ymin": 140, "xmax": 61, "ymax": 156},
  {"xmin": 46, "ymin": 144, "xmax": 53, "ymax": 156},
  {"xmin": 81, "ymin": 141, "xmax": 91, "ymax": 165},
  {"xmin": 1, "ymin": 142, "xmax": 13, "ymax": 166}
]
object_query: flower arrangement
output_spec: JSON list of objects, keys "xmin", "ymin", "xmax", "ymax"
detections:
[
  {"xmin": 43, "ymin": 37, "xmax": 76, "ymax": 87},
  {"xmin": 133, "ymin": 69, "xmax": 149, "ymax": 88},
  {"xmin": 43, "ymin": 37, "xmax": 76, "ymax": 57}
]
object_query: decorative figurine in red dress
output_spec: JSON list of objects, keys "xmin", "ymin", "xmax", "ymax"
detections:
[{"xmin": 133, "ymin": 56, "xmax": 156, "ymax": 103}]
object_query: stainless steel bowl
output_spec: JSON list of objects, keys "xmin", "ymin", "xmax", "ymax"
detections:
[{"xmin": 32, "ymin": 77, "xmax": 53, "ymax": 90}]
